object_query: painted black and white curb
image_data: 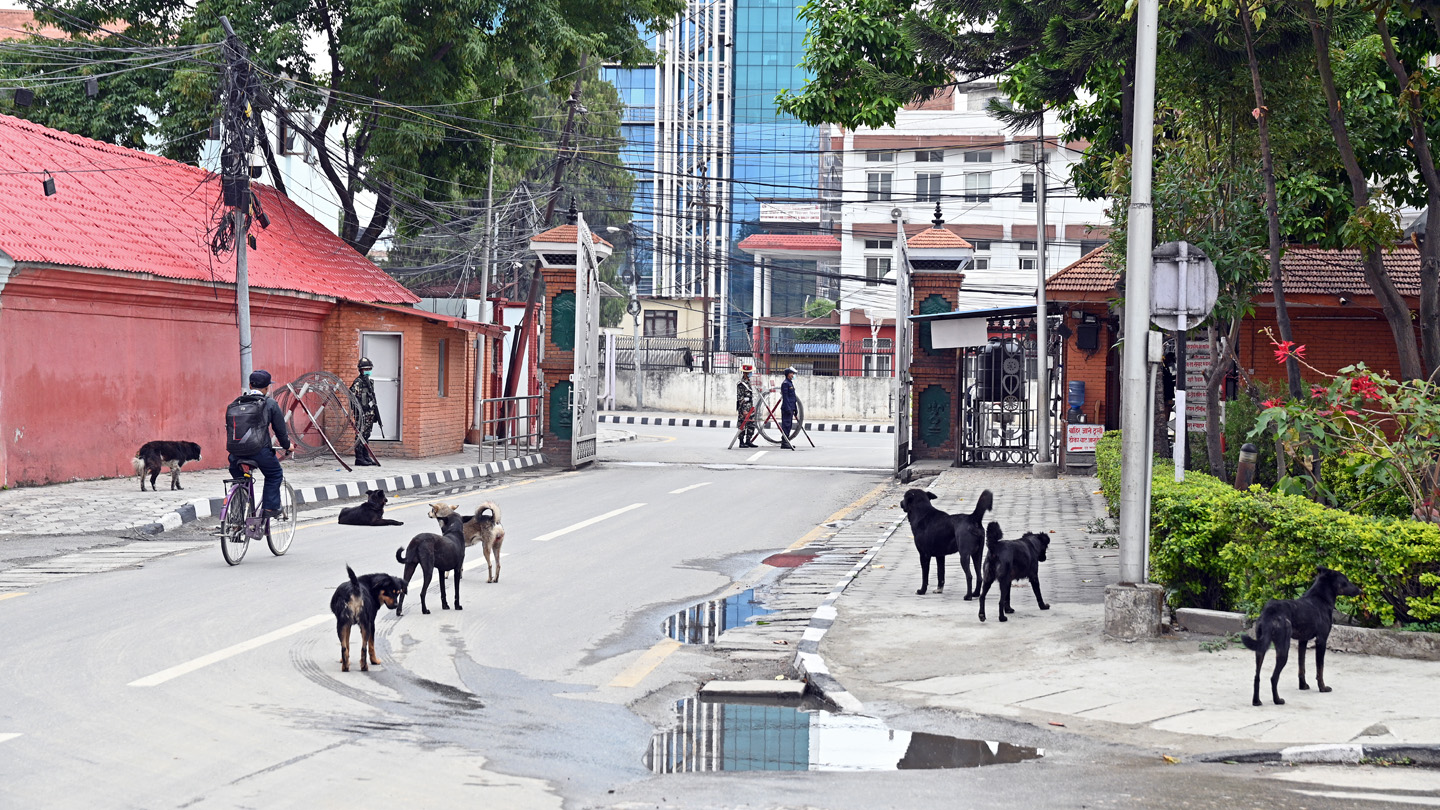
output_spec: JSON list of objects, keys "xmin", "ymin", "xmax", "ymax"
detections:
[
  {"xmin": 136, "ymin": 453, "xmax": 546, "ymax": 536},
  {"xmin": 1197, "ymin": 743, "xmax": 1440, "ymax": 766},
  {"xmin": 599, "ymin": 413, "xmax": 895, "ymax": 434},
  {"xmin": 792, "ymin": 517, "xmax": 906, "ymax": 714}
]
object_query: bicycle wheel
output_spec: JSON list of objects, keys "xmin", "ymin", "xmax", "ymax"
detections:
[
  {"xmin": 220, "ymin": 486, "xmax": 251, "ymax": 566},
  {"xmin": 267, "ymin": 481, "xmax": 297, "ymax": 556}
]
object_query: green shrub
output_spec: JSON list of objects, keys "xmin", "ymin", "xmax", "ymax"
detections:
[
  {"xmin": 1095, "ymin": 430, "xmax": 1440, "ymax": 625},
  {"xmin": 1320, "ymin": 452, "xmax": 1413, "ymax": 519}
]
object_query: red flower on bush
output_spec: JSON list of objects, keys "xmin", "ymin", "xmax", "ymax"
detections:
[
  {"xmin": 1261, "ymin": 398, "xmax": 1283, "ymax": 409},
  {"xmin": 1350, "ymin": 375, "xmax": 1382, "ymax": 401},
  {"xmin": 1273, "ymin": 341, "xmax": 1307, "ymax": 363},
  {"xmin": 1310, "ymin": 385, "xmax": 1327, "ymax": 399}
]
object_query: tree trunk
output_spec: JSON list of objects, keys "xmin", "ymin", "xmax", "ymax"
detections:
[
  {"xmin": 1205, "ymin": 318, "xmax": 1241, "ymax": 480},
  {"xmin": 1240, "ymin": 4, "xmax": 1303, "ymax": 399},
  {"xmin": 1304, "ymin": 0, "xmax": 1425, "ymax": 380}
]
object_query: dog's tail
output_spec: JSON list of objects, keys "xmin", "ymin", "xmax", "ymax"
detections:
[
  {"xmin": 476, "ymin": 500, "xmax": 501, "ymax": 523},
  {"xmin": 985, "ymin": 521, "xmax": 1004, "ymax": 551},
  {"xmin": 131, "ymin": 455, "xmax": 146, "ymax": 475},
  {"xmin": 395, "ymin": 547, "xmax": 407, "ymax": 565},
  {"xmin": 971, "ymin": 489, "xmax": 994, "ymax": 521},
  {"xmin": 1241, "ymin": 634, "xmax": 1262, "ymax": 652},
  {"xmin": 347, "ymin": 564, "xmax": 360, "ymax": 591}
]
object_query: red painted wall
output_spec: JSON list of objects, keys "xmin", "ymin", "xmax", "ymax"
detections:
[{"xmin": 0, "ymin": 266, "xmax": 328, "ymax": 486}]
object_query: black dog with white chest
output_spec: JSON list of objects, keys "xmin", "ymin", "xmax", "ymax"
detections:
[
  {"xmin": 329, "ymin": 565, "xmax": 406, "ymax": 672},
  {"xmin": 978, "ymin": 522, "xmax": 1050, "ymax": 622},
  {"xmin": 338, "ymin": 489, "xmax": 404, "ymax": 526},
  {"xmin": 394, "ymin": 504, "xmax": 468, "ymax": 615},
  {"xmin": 1243, "ymin": 567, "xmax": 1362, "ymax": 706},
  {"xmin": 900, "ymin": 488, "xmax": 993, "ymax": 598},
  {"xmin": 132, "ymin": 440, "xmax": 202, "ymax": 491}
]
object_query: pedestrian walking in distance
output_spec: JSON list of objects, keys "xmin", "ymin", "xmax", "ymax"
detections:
[
  {"xmin": 682, "ymin": 346, "xmax": 694, "ymax": 371},
  {"xmin": 351, "ymin": 357, "xmax": 383, "ymax": 466},
  {"xmin": 736, "ymin": 363, "xmax": 758, "ymax": 448},
  {"xmin": 780, "ymin": 367, "xmax": 799, "ymax": 450}
]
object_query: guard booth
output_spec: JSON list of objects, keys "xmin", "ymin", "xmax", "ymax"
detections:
[{"xmin": 909, "ymin": 305, "xmax": 1064, "ymax": 467}]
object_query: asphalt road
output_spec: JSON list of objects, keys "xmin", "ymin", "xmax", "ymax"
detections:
[{"xmin": 2, "ymin": 425, "xmax": 1434, "ymax": 808}]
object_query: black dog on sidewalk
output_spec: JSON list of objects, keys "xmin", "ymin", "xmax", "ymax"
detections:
[
  {"xmin": 338, "ymin": 489, "xmax": 404, "ymax": 527},
  {"xmin": 132, "ymin": 440, "xmax": 202, "ymax": 491},
  {"xmin": 329, "ymin": 565, "xmax": 405, "ymax": 672},
  {"xmin": 1243, "ymin": 567, "xmax": 1362, "ymax": 706},
  {"xmin": 900, "ymin": 488, "xmax": 993, "ymax": 598},
  {"xmin": 977, "ymin": 522, "xmax": 1050, "ymax": 622}
]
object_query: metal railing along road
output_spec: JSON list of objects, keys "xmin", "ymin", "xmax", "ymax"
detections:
[{"xmin": 477, "ymin": 395, "xmax": 543, "ymax": 463}]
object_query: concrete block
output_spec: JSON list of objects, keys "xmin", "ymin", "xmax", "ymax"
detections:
[
  {"xmin": 1326, "ymin": 624, "xmax": 1440, "ymax": 661},
  {"xmin": 1175, "ymin": 608, "xmax": 1246, "ymax": 636},
  {"xmin": 1103, "ymin": 583, "xmax": 1165, "ymax": 640},
  {"xmin": 699, "ymin": 680, "xmax": 807, "ymax": 699},
  {"xmin": 1031, "ymin": 462, "xmax": 1059, "ymax": 480}
]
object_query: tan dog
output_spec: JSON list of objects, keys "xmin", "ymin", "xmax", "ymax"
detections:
[{"xmin": 429, "ymin": 501, "xmax": 506, "ymax": 583}]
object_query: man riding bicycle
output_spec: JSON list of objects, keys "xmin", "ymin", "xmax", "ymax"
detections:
[{"xmin": 225, "ymin": 370, "xmax": 292, "ymax": 519}]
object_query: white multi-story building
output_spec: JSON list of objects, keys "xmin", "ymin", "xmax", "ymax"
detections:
[{"xmin": 828, "ymin": 84, "xmax": 1110, "ymax": 315}]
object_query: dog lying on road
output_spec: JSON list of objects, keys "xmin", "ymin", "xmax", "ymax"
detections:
[
  {"xmin": 329, "ymin": 565, "xmax": 406, "ymax": 672},
  {"xmin": 1243, "ymin": 567, "xmax": 1362, "ymax": 706},
  {"xmin": 132, "ymin": 440, "xmax": 202, "ymax": 491},
  {"xmin": 429, "ymin": 501, "xmax": 505, "ymax": 583},
  {"xmin": 394, "ymin": 504, "xmax": 469, "ymax": 615},
  {"xmin": 900, "ymin": 488, "xmax": 992, "ymax": 598},
  {"xmin": 978, "ymin": 522, "xmax": 1051, "ymax": 622},
  {"xmin": 338, "ymin": 489, "xmax": 404, "ymax": 527}
]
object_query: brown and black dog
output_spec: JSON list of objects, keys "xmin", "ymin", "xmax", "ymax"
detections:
[
  {"xmin": 1243, "ymin": 567, "xmax": 1362, "ymax": 706},
  {"xmin": 394, "ymin": 504, "xmax": 469, "ymax": 615},
  {"xmin": 329, "ymin": 565, "xmax": 405, "ymax": 672}
]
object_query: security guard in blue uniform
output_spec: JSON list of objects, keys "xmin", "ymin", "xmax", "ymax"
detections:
[{"xmin": 780, "ymin": 367, "xmax": 799, "ymax": 450}]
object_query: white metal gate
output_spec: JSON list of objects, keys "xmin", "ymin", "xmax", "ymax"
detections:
[{"xmin": 571, "ymin": 214, "xmax": 601, "ymax": 467}]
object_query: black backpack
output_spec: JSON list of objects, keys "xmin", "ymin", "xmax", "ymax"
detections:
[{"xmin": 225, "ymin": 394, "xmax": 271, "ymax": 456}]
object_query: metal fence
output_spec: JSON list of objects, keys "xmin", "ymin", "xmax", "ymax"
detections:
[
  {"xmin": 475, "ymin": 395, "xmax": 543, "ymax": 463},
  {"xmin": 755, "ymin": 338, "xmax": 896, "ymax": 378}
]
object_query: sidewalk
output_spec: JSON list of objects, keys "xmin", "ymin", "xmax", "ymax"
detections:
[
  {"xmin": 0, "ymin": 428, "xmax": 630, "ymax": 538},
  {"xmin": 808, "ymin": 466, "xmax": 1440, "ymax": 760},
  {"xmin": 600, "ymin": 409, "xmax": 895, "ymax": 434}
]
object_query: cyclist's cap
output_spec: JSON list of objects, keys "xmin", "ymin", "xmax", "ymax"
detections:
[{"xmin": 249, "ymin": 370, "xmax": 272, "ymax": 388}]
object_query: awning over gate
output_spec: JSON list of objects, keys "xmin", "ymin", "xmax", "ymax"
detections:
[{"xmin": 907, "ymin": 305, "xmax": 1039, "ymax": 349}]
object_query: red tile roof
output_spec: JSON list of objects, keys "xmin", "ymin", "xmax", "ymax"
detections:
[
  {"xmin": 531, "ymin": 224, "xmax": 613, "ymax": 248},
  {"xmin": 907, "ymin": 227, "xmax": 973, "ymax": 250},
  {"xmin": 1045, "ymin": 245, "xmax": 1422, "ymax": 298},
  {"xmin": 735, "ymin": 234, "xmax": 842, "ymax": 253},
  {"xmin": 0, "ymin": 114, "xmax": 418, "ymax": 304}
]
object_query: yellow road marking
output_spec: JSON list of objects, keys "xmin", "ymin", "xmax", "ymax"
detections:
[
  {"xmin": 0, "ymin": 592, "xmax": 27, "ymax": 602},
  {"xmin": 785, "ymin": 480, "xmax": 890, "ymax": 552},
  {"xmin": 607, "ymin": 639, "xmax": 681, "ymax": 688}
]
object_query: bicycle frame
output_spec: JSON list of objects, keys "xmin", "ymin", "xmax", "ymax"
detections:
[{"xmin": 220, "ymin": 468, "xmax": 268, "ymax": 540}]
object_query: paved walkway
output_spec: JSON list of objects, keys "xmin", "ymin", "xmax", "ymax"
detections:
[
  {"xmin": 809, "ymin": 466, "xmax": 1440, "ymax": 759},
  {"xmin": 600, "ymin": 410, "xmax": 894, "ymax": 434}
]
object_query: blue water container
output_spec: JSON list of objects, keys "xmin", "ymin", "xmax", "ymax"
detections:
[{"xmin": 1067, "ymin": 381, "xmax": 1085, "ymax": 413}]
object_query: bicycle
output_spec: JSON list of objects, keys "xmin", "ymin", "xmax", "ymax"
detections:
[{"xmin": 217, "ymin": 449, "xmax": 297, "ymax": 565}]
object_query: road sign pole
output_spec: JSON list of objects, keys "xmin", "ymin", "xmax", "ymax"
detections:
[{"xmin": 1174, "ymin": 241, "xmax": 1188, "ymax": 482}]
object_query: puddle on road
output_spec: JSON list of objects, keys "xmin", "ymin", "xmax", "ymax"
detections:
[
  {"xmin": 663, "ymin": 588, "xmax": 773, "ymax": 645},
  {"xmin": 761, "ymin": 552, "xmax": 815, "ymax": 568},
  {"xmin": 646, "ymin": 697, "xmax": 1042, "ymax": 773}
]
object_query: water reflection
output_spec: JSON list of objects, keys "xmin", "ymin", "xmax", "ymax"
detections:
[
  {"xmin": 663, "ymin": 589, "xmax": 774, "ymax": 645},
  {"xmin": 646, "ymin": 698, "xmax": 1043, "ymax": 773}
]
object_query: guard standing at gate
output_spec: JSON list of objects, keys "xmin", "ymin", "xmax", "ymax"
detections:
[
  {"xmin": 351, "ymin": 358, "xmax": 383, "ymax": 466},
  {"xmin": 780, "ymin": 367, "xmax": 799, "ymax": 450},
  {"xmin": 736, "ymin": 363, "xmax": 758, "ymax": 448}
]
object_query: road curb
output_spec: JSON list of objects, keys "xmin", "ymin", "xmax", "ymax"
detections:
[
  {"xmin": 598, "ymin": 413, "xmax": 895, "ymax": 434},
  {"xmin": 1196, "ymin": 743, "xmax": 1440, "ymax": 766},
  {"xmin": 792, "ymin": 516, "xmax": 906, "ymax": 713},
  {"xmin": 133, "ymin": 453, "xmax": 547, "ymax": 536}
]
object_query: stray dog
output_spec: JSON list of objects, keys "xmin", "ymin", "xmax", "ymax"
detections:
[
  {"xmin": 394, "ymin": 503, "xmax": 468, "ymax": 615},
  {"xmin": 1243, "ymin": 567, "xmax": 1362, "ymax": 706},
  {"xmin": 430, "ymin": 501, "xmax": 505, "ymax": 583},
  {"xmin": 977, "ymin": 522, "xmax": 1051, "ymax": 622},
  {"xmin": 899, "ymin": 488, "xmax": 992, "ymax": 598},
  {"xmin": 329, "ymin": 565, "xmax": 406, "ymax": 672},
  {"xmin": 338, "ymin": 489, "xmax": 405, "ymax": 526},
  {"xmin": 132, "ymin": 440, "xmax": 202, "ymax": 491}
]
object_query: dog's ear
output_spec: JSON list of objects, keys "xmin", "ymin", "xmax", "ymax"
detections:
[{"xmin": 926, "ymin": 492, "xmax": 937, "ymax": 501}]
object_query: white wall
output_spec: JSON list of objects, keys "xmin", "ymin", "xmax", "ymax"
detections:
[{"xmin": 602, "ymin": 370, "xmax": 895, "ymax": 422}]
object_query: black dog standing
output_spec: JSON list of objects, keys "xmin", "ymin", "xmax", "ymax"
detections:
[
  {"xmin": 350, "ymin": 357, "xmax": 383, "ymax": 467},
  {"xmin": 1243, "ymin": 567, "xmax": 1362, "ymax": 706},
  {"xmin": 977, "ymin": 522, "xmax": 1051, "ymax": 622},
  {"xmin": 900, "ymin": 488, "xmax": 992, "ymax": 598}
]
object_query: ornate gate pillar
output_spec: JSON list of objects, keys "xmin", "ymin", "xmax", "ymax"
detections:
[{"xmin": 906, "ymin": 211, "xmax": 973, "ymax": 461}]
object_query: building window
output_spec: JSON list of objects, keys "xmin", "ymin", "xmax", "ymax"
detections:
[
  {"xmin": 1022, "ymin": 172, "xmax": 1036, "ymax": 204},
  {"xmin": 969, "ymin": 239, "xmax": 991, "ymax": 251},
  {"xmin": 970, "ymin": 258, "xmax": 990, "ymax": 270},
  {"xmin": 644, "ymin": 310, "xmax": 677, "ymax": 337},
  {"xmin": 864, "ymin": 150, "xmax": 894, "ymax": 162},
  {"xmin": 862, "ymin": 353, "xmax": 893, "ymax": 378},
  {"xmin": 865, "ymin": 257, "xmax": 891, "ymax": 286},
  {"xmin": 437, "ymin": 339, "xmax": 448, "ymax": 397},
  {"xmin": 861, "ymin": 338, "xmax": 894, "ymax": 349},
  {"xmin": 863, "ymin": 239, "xmax": 893, "ymax": 250},
  {"xmin": 963, "ymin": 150, "xmax": 994, "ymax": 163},
  {"xmin": 1020, "ymin": 257, "xmax": 1038, "ymax": 271},
  {"xmin": 963, "ymin": 172, "xmax": 991, "ymax": 203},
  {"xmin": 1019, "ymin": 241, "xmax": 1037, "ymax": 251},
  {"xmin": 1080, "ymin": 239, "xmax": 1107, "ymax": 255},
  {"xmin": 916, "ymin": 172, "xmax": 943, "ymax": 202},
  {"xmin": 867, "ymin": 172, "xmax": 893, "ymax": 201},
  {"xmin": 915, "ymin": 150, "xmax": 944, "ymax": 162}
]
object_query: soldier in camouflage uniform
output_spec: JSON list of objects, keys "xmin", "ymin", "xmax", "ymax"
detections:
[
  {"xmin": 351, "ymin": 358, "xmax": 383, "ymax": 466},
  {"xmin": 736, "ymin": 363, "xmax": 758, "ymax": 448}
]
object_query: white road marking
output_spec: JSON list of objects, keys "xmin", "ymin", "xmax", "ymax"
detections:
[
  {"xmin": 668, "ymin": 482, "xmax": 712, "ymax": 495},
  {"xmin": 745, "ymin": 450, "xmax": 768, "ymax": 463},
  {"xmin": 530, "ymin": 503, "xmax": 647, "ymax": 542},
  {"xmin": 128, "ymin": 614, "xmax": 330, "ymax": 687},
  {"xmin": 0, "ymin": 733, "xmax": 20, "ymax": 744},
  {"xmin": 1290, "ymin": 790, "xmax": 1440, "ymax": 807}
]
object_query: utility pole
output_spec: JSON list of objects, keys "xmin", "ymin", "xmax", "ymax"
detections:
[
  {"xmin": 480, "ymin": 150, "xmax": 495, "ymax": 324},
  {"xmin": 502, "ymin": 54, "xmax": 588, "ymax": 400},
  {"xmin": 700, "ymin": 160, "xmax": 712, "ymax": 376},
  {"xmin": 219, "ymin": 17, "xmax": 254, "ymax": 390},
  {"xmin": 1034, "ymin": 120, "xmax": 1056, "ymax": 478}
]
